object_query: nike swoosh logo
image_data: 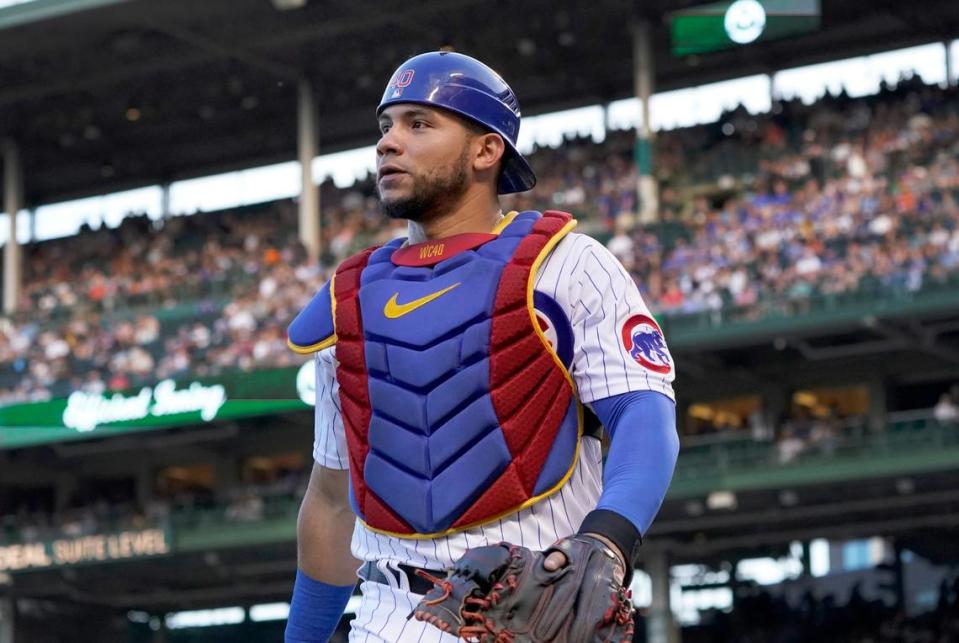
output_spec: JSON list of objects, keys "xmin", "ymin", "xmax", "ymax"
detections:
[{"xmin": 383, "ymin": 283, "xmax": 461, "ymax": 319}]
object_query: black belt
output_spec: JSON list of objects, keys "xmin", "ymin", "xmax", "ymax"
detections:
[{"xmin": 359, "ymin": 560, "xmax": 447, "ymax": 595}]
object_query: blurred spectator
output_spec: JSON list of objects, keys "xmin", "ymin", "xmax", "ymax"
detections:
[
  {"xmin": 933, "ymin": 391, "xmax": 959, "ymax": 424},
  {"xmin": 225, "ymin": 490, "xmax": 265, "ymax": 523},
  {"xmin": 777, "ymin": 427, "xmax": 806, "ymax": 464}
]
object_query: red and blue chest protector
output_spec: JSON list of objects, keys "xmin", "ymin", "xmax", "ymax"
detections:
[{"xmin": 288, "ymin": 211, "xmax": 582, "ymax": 537}]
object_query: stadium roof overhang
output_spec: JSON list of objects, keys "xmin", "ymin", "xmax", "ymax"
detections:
[{"xmin": 1, "ymin": 0, "xmax": 957, "ymax": 206}]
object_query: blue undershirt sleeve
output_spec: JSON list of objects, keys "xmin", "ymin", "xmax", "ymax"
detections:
[
  {"xmin": 577, "ymin": 391, "xmax": 679, "ymax": 563},
  {"xmin": 284, "ymin": 570, "xmax": 354, "ymax": 643}
]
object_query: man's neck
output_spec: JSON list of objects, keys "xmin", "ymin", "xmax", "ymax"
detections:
[{"xmin": 406, "ymin": 190, "xmax": 502, "ymax": 244}]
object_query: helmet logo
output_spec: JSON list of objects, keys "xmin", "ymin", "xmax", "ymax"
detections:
[{"xmin": 390, "ymin": 69, "xmax": 415, "ymax": 98}]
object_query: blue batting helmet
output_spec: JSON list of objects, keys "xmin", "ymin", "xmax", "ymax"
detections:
[{"xmin": 376, "ymin": 51, "xmax": 536, "ymax": 195}]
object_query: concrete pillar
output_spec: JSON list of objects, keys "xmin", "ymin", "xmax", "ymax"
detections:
[
  {"xmin": 867, "ymin": 378, "xmax": 887, "ymax": 433},
  {"xmin": 298, "ymin": 78, "xmax": 321, "ymax": 263},
  {"xmin": 215, "ymin": 455, "xmax": 240, "ymax": 496},
  {"xmin": 890, "ymin": 540, "xmax": 905, "ymax": 610},
  {"xmin": 763, "ymin": 386, "xmax": 789, "ymax": 440},
  {"xmin": 2, "ymin": 139, "xmax": 23, "ymax": 315},
  {"xmin": 0, "ymin": 598, "xmax": 14, "ymax": 643},
  {"xmin": 801, "ymin": 540, "xmax": 812, "ymax": 577},
  {"xmin": 160, "ymin": 182, "xmax": 172, "ymax": 219},
  {"xmin": 151, "ymin": 615, "xmax": 167, "ymax": 643},
  {"xmin": 136, "ymin": 466, "xmax": 153, "ymax": 511},
  {"xmin": 645, "ymin": 546, "xmax": 680, "ymax": 643},
  {"xmin": 828, "ymin": 539, "xmax": 843, "ymax": 572},
  {"xmin": 632, "ymin": 21, "xmax": 659, "ymax": 225},
  {"xmin": 54, "ymin": 473, "xmax": 78, "ymax": 513}
]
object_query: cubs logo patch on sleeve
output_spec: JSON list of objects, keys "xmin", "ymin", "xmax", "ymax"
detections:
[{"xmin": 621, "ymin": 314, "xmax": 672, "ymax": 375}]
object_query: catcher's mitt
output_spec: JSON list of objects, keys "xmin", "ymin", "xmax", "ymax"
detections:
[{"xmin": 411, "ymin": 535, "xmax": 634, "ymax": 642}]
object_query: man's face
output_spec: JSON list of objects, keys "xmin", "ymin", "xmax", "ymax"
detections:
[{"xmin": 375, "ymin": 105, "xmax": 474, "ymax": 223}]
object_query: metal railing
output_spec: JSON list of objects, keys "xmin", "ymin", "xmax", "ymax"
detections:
[
  {"xmin": 660, "ymin": 276, "xmax": 959, "ymax": 341},
  {"xmin": 674, "ymin": 416, "xmax": 959, "ymax": 484}
]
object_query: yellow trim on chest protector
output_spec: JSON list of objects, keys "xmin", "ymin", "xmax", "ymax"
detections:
[{"xmin": 287, "ymin": 271, "xmax": 339, "ymax": 354}]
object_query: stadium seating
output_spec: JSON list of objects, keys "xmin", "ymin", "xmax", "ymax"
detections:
[{"xmin": 1, "ymin": 78, "xmax": 958, "ymax": 419}]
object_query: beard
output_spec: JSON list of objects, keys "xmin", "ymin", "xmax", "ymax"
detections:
[{"xmin": 379, "ymin": 149, "xmax": 470, "ymax": 223}]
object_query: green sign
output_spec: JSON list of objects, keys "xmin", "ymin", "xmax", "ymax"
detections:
[
  {"xmin": 670, "ymin": 0, "xmax": 820, "ymax": 57},
  {"xmin": 0, "ymin": 363, "xmax": 316, "ymax": 449},
  {"xmin": 0, "ymin": 526, "xmax": 172, "ymax": 572}
]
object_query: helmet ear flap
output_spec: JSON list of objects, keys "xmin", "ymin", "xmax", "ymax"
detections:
[{"xmin": 376, "ymin": 51, "xmax": 536, "ymax": 194}]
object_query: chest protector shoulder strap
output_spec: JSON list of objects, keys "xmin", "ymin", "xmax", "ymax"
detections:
[{"xmin": 333, "ymin": 210, "xmax": 581, "ymax": 537}]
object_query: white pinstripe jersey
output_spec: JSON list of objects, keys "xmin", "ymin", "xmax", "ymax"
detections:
[{"xmin": 313, "ymin": 231, "xmax": 675, "ymax": 572}]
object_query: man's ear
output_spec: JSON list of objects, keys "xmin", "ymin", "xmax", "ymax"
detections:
[{"xmin": 473, "ymin": 132, "xmax": 506, "ymax": 174}]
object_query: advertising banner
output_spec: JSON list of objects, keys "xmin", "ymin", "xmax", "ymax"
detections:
[
  {"xmin": 0, "ymin": 526, "xmax": 172, "ymax": 573},
  {"xmin": 0, "ymin": 362, "xmax": 316, "ymax": 449}
]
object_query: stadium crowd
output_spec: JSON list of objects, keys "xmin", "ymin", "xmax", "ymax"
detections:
[
  {"xmin": 599, "ymin": 76, "xmax": 959, "ymax": 319},
  {"xmin": 0, "ymin": 77, "xmax": 958, "ymax": 410},
  {"xmin": 0, "ymin": 201, "xmax": 326, "ymax": 403}
]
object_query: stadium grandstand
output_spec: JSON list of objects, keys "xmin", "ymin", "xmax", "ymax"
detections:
[{"xmin": 1, "ymin": 0, "xmax": 959, "ymax": 641}]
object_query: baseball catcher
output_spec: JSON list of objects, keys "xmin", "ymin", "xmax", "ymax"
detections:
[{"xmin": 284, "ymin": 51, "xmax": 678, "ymax": 643}]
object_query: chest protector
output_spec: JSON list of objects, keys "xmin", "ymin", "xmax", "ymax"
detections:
[{"xmin": 289, "ymin": 211, "xmax": 582, "ymax": 537}]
